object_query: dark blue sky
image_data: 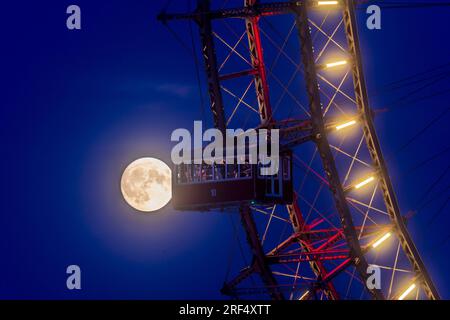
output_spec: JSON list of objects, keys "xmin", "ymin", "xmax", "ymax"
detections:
[{"xmin": 0, "ymin": 1, "xmax": 449, "ymax": 299}]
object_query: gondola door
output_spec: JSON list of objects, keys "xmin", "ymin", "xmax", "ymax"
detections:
[{"xmin": 265, "ymin": 171, "xmax": 282, "ymax": 198}]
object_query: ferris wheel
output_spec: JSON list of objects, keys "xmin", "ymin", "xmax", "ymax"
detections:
[{"xmin": 159, "ymin": 0, "xmax": 440, "ymax": 300}]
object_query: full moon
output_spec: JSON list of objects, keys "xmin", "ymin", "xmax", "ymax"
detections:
[{"xmin": 120, "ymin": 157, "xmax": 172, "ymax": 212}]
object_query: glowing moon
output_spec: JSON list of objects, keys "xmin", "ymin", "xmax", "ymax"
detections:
[{"xmin": 121, "ymin": 157, "xmax": 172, "ymax": 212}]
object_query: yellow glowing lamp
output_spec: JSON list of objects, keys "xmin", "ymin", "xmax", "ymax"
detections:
[
  {"xmin": 318, "ymin": 1, "xmax": 339, "ymax": 5},
  {"xmin": 325, "ymin": 60, "xmax": 347, "ymax": 69},
  {"xmin": 398, "ymin": 283, "xmax": 416, "ymax": 300},
  {"xmin": 336, "ymin": 120, "xmax": 357, "ymax": 131},
  {"xmin": 354, "ymin": 176, "xmax": 375, "ymax": 189},
  {"xmin": 299, "ymin": 291, "xmax": 310, "ymax": 300},
  {"xmin": 372, "ymin": 232, "xmax": 392, "ymax": 248}
]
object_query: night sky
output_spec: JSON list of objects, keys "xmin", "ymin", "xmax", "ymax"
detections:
[{"xmin": 1, "ymin": 1, "xmax": 449, "ymax": 299}]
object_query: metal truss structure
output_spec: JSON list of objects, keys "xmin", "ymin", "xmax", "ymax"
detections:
[{"xmin": 159, "ymin": 0, "xmax": 440, "ymax": 300}]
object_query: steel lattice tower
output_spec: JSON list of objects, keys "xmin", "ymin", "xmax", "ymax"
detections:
[{"xmin": 159, "ymin": 0, "xmax": 440, "ymax": 300}]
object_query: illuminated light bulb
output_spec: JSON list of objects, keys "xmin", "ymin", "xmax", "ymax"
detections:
[
  {"xmin": 299, "ymin": 291, "xmax": 309, "ymax": 300},
  {"xmin": 354, "ymin": 176, "xmax": 375, "ymax": 189},
  {"xmin": 336, "ymin": 120, "xmax": 357, "ymax": 131},
  {"xmin": 398, "ymin": 283, "xmax": 416, "ymax": 300},
  {"xmin": 372, "ymin": 232, "xmax": 392, "ymax": 248},
  {"xmin": 318, "ymin": 1, "xmax": 339, "ymax": 5},
  {"xmin": 325, "ymin": 60, "xmax": 347, "ymax": 69}
]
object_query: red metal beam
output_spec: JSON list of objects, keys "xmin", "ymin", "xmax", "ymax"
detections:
[
  {"xmin": 245, "ymin": 0, "xmax": 273, "ymax": 124},
  {"xmin": 287, "ymin": 198, "xmax": 340, "ymax": 299}
]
